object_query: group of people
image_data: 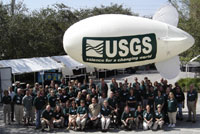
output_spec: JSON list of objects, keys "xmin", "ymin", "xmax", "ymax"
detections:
[{"xmin": 2, "ymin": 76, "xmax": 198, "ymax": 132}]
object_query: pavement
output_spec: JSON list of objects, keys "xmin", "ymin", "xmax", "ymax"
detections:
[{"xmin": 0, "ymin": 71, "xmax": 200, "ymax": 134}]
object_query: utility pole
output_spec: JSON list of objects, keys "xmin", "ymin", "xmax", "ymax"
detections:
[{"xmin": 11, "ymin": 0, "xmax": 15, "ymax": 15}]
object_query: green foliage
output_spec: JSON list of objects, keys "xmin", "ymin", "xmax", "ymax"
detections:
[
  {"xmin": 0, "ymin": 2, "xmax": 134, "ymax": 60},
  {"xmin": 177, "ymin": 78, "xmax": 200, "ymax": 92},
  {"xmin": 172, "ymin": 0, "xmax": 200, "ymax": 62}
]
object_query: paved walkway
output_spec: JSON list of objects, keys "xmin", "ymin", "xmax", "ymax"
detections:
[{"xmin": 0, "ymin": 71, "xmax": 199, "ymax": 134}]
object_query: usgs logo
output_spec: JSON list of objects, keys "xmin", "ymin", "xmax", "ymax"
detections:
[{"xmin": 82, "ymin": 33, "xmax": 157, "ymax": 63}]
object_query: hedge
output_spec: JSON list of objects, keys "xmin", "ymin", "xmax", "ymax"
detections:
[{"xmin": 177, "ymin": 78, "xmax": 200, "ymax": 92}]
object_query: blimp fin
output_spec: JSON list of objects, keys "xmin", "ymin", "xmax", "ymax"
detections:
[
  {"xmin": 155, "ymin": 56, "xmax": 180, "ymax": 79},
  {"xmin": 153, "ymin": 4, "xmax": 179, "ymax": 27}
]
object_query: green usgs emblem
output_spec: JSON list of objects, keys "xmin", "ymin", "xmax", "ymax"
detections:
[{"xmin": 82, "ymin": 33, "xmax": 157, "ymax": 63}]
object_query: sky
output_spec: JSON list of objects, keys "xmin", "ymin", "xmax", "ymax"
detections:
[{"xmin": 2, "ymin": 0, "xmax": 170, "ymax": 16}]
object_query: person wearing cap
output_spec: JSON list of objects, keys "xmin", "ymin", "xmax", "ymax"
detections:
[
  {"xmin": 76, "ymin": 100, "xmax": 88, "ymax": 131},
  {"xmin": 143, "ymin": 105, "xmax": 153, "ymax": 130},
  {"xmin": 152, "ymin": 104, "xmax": 164, "ymax": 130},
  {"xmin": 41, "ymin": 105, "xmax": 54, "ymax": 131},
  {"xmin": 13, "ymin": 88, "xmax": 23, "ymax": 124},
  {"xmin": 101, "ymin": 100, "xmax": 112, "ymax": 132},
  {"xmin": 187, "ymin": 84, "xmax": 198, "ymax": 123},
  {"xmin": 121, "ymin": 106, "xmax": 134, "ymax": 131},
  {"xmin": 14, "ymin": 81, "xmax": 20, "ymax": 93},
  {"xmin": 134, "ymin": 105, "xmax": 143, "ymax": 129},
  {"xmin": 2, "ymin": 90, "xmax": 11, "ymax": 125}
]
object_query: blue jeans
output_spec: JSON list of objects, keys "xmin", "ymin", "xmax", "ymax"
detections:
[
  {"xmin": 36, "ymin": 109, "xmax": 42, "ymax": 128},
  {"xmin": 177, "ymin": 103, "xmax": 183, "ymax": 118}
]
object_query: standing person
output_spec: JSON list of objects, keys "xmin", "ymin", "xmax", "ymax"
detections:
[
  {"xmin": 8, "ymin": 86, "xmax": 15, "ymax": 122},
  {"xmin": 13, "ymin": 88, "xmax": 23, "ymax": 125},
  {"xmin": 167, "ymin": 92, "xmax": 177, "ymax": 128},
  {"xmin": 97, "ymin": 78, "xmax": 108, "ymax": 97},
  {"xmin": 126, "ymin": 88, "xmax": 137, "ymax": 112},
  {"xmin": 41, "ymin": 105, "xmax": 54, "ymax": 132},
  {"xmin": 110, "ymin": 78, "xmax": 118, "ymax": 93},
  {"xmin": 68, "ymin": 101, "xmax": 77, "ymax": 130},
  {"xmin": 76, "ymin": 100, "xmax": 88, "ymax": 131},
  {"xmin": 22, "ymin": 90, "xmax": 33, "ymax": 126},
  {"xmin": 154, "ymin": 90, "xmax": 164, "ymax": 111},
  {"xmin": 121, "ymin": 106, "xmax": 134, "ymax": 131},
  {"xmin": 152, "ymin": 104, "xmax": 164, "ymax": 130},
  {"xmin": 174, "ymin": 86, "xmax": 185, "ymax": 120},
  {"xmin": 143, "ymin": 105, "xmax": 153, "ymax": 130},
  {"xmin": 101, "ymin": 100, "xmax": 112, "ymax": 132},
  {"xmin": 48, "ymin": 90, "xmax": 57, "ymax": 109},
  {"xmin": 34, "ymin": 91, "xmax": 46, "ymax": 129},
  {"xmin": 147, "ymin": 86, "xmax": 155, "ymax": 111},
  {"xmin": 108, "ymin": 92, "xmax": 119, "ymax": 128},
  {"xmin": 63, "ymin": 101, "xmax": 70, "ymax": 127},
  {"xmin": 2, "ymin": 90, "xmax": 11, "ymax": 125},
  {"xmin": 88, "ymin": 97, "xmax": 101, "ymax": 129},
  {"xmin": 187, "ymin": 84, "xmax": 198, "ymax": 123},
  {"xmin": 134, "ymin": 105, "xmax": 143, "ymax": 129}
]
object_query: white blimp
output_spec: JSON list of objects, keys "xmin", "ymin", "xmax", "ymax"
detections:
[{"xmin": 63, "ymin": 4, "xmax": 195, "ymax": 79}]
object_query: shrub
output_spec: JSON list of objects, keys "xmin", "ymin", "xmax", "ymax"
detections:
[{"xmin": 177, "ymin": 78, "xmax": 200, "ymax": 92}]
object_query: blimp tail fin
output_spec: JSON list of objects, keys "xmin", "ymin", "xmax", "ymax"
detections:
[
  {"xmin": 155, "ymin": 56, "xmax": 181, "ymax": 79},
  {"xmin": 153, "ymin": 4, "xmax": 179, "ymax": 27}
]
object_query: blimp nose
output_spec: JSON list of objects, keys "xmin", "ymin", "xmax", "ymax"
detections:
[{"xmin": 166, "ymin": 25, "xmax": 195, "ymax": 56}]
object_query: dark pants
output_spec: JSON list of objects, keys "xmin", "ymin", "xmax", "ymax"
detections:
[
  {"xmin": 89, "ymin": 118, "xmax": 100, "ymax": 129},
  {"xmin": 11, "ymin": 102, "xmax": 14, "ymax": 121},
  {"xmin": 35, "ymin": 109, "xmax": 42, "ymax": 128}
]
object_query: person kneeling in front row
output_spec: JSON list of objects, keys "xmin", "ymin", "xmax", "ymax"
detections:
[
  {"xmin": 53, "ymin": 105, "xmax": 64, "ymax": 128},
  {"xmin": 152, "ymin": 104, "xmax": 164, "ymax": 130},
  {"xmin": 76, "ymin": 100, "xmax": 88, "ymax": 131},
  {"xmin": 121, "ymin": 106, "xmax": 134, "ymax": 131},
  {"xmin": 134, "ymin": 105, "xmax": 143, "ymax": 129},
  {"xmin": 143, "ymin": 105, "xmax": 153, "ymax": 130},
  {"xmin": 101, "ymin": 100, "xmax": 112, "ymax": 132},
  {"xmin": 41, "ymin": 105, "xmax": 54, "ymax": 131}
]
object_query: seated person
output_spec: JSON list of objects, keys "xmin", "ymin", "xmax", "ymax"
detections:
[
  {"xmin": 121, "ymin": 106, "xmax": 134, "ymax": 130},
  {"xmin": 41, "ymin": 105, "xmax": 54, "ymax": 131},
  {"xmin": 68, "ymin": 101, "xmax": 77, "ymax": 130},
  {"xmin": 53, "ymin": 105, "xmax": 64, "ymax": 128},
  {"xmin": 143, "ymin": 105, "xmax": 153, "ymax": 130},
  {"xmin": 76, "ymin": 100, "xmax": 88, "ymax": 131},
  {"xmin": 101, "ymin": 100, "xmax": 112, "ymax": 132},
  {"xmin": 108, "ymin": 92, "xmax": 119, "ymax": 127},
  {"xmin": 152, "ymin": 104, "xmax": 164, "ymax": 130},
  {"xmin": 88, "ymin": 97, "xmax": 101, "ymax": 129},
  {"xmin": 134, "ymin": 105, "xmax": 143, "ymax": 129},
  {"xmin": 63, "ymin": 101, "xmax": 70, "ymax": 127}
]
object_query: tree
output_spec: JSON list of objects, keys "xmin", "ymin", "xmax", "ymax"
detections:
[
  {"xmin": 172, "ymin": 0, "xmax": 200, "ymax": 62},
  {"xmin": 0, "ymin": 2, "xmax": 137, "ymax": 60}
]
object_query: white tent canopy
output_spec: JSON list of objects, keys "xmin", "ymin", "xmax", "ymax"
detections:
[
  {"xmin": 52, "ymin": 55, "xmax": 85, "ymax": 69},
  {"xmin": 0, "ymin": 57, "xmax": 62, "ymax": 75}
]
